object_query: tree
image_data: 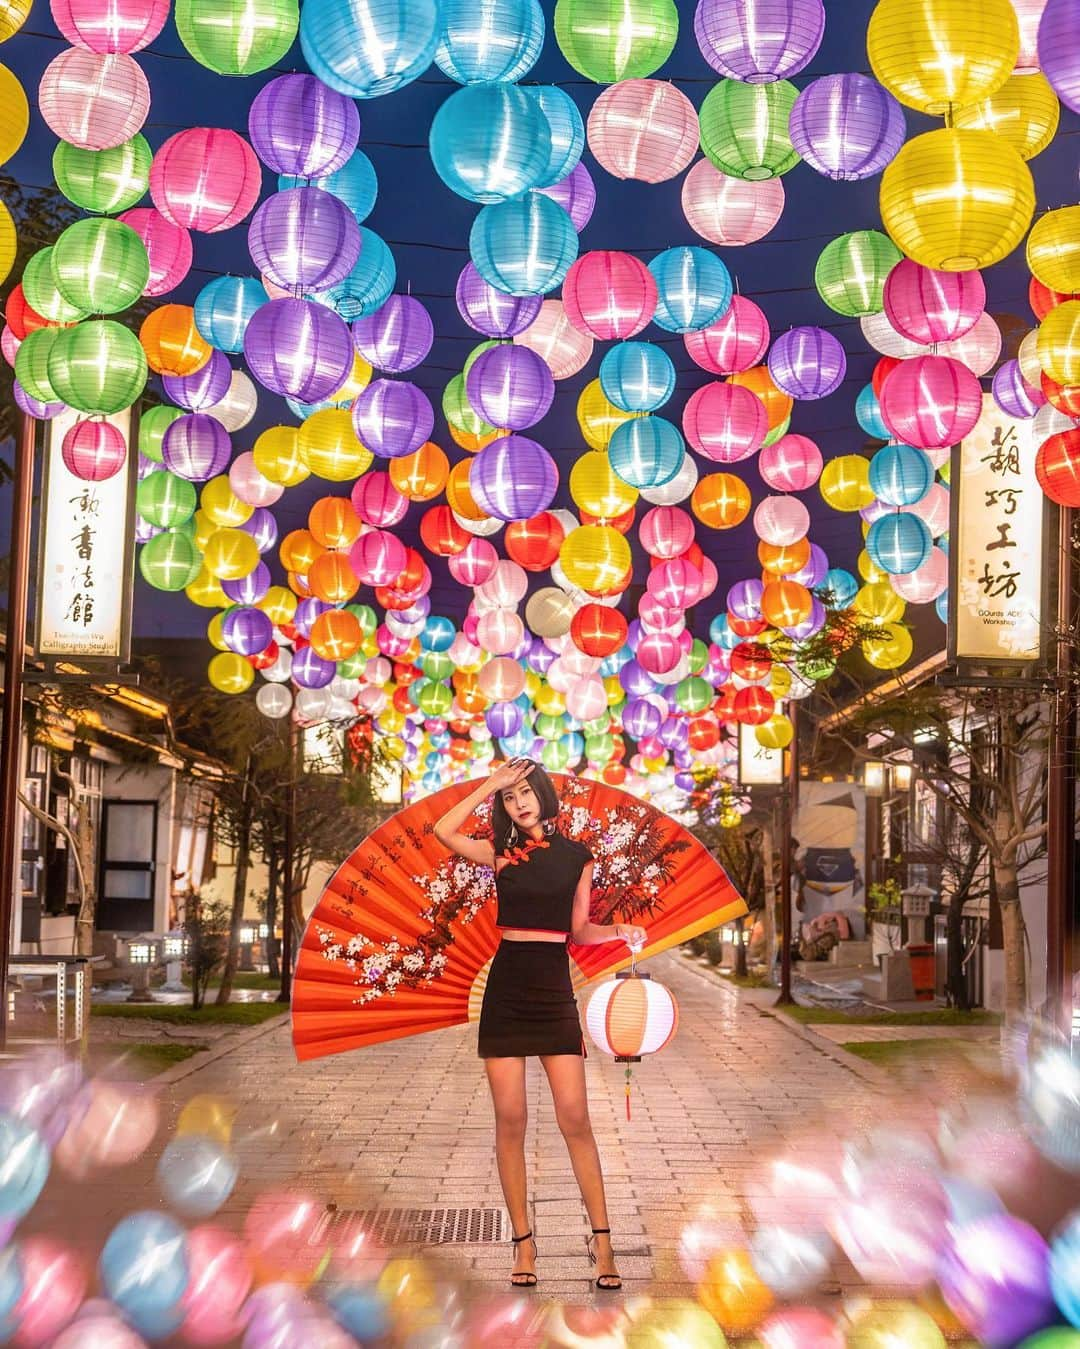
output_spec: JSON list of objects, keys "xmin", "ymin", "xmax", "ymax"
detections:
[
  {"xmin": 691, "ymin": 794, "xmax": 768, "ymax": 978},
  {"xmin": 183, "ymin": 893, "xmax": 231, "ymax": 1010}
]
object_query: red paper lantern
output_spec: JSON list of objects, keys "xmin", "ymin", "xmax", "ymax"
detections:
[
  {"xmin": 505, "ymin": 512, "xmax": 564, "ymax": 570},
  {"xmin": 1036, "ymin": 429, "xmax": 1080, "ymax": 506},
  {"xmin": 419, "ymin": 505, "xmax": 469, "ymax": 556},
  {"xmin": 688, "ymin": 717, "xmax": 720, "ymax": 751},
  {"xmin": 733, "ymin": 685, "xmax": 775, "ymax": 725},
  {"xmin": 570, "ymin": 603, "xmax": 628, "ymax": 658},
  {"xmin": 1041, "ymin": 372, "xmax": 1080, "ymax": 418},
  {"xmin": 1030, "ymin": 275, "xmax": 1079, "ymax": 321},
  {"xmin": 871, "ymin": 355, "xmax": 901, "ymax": 397},
  {"xmin": 730, "ymin": 641, "xmax": 772, "ymax": 682}
]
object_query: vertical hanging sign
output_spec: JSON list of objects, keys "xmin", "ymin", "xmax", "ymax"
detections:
[
  {"xmin": 35, "ymin": 406, "xmax": 137, "ymax": 664},
  {"xmin": 738, "ymin": 722, "xmax": 784, "ymax": 787},
  {"xmin": 949, "ymin": 394, "xmax": 1047, "ymax": 668}
]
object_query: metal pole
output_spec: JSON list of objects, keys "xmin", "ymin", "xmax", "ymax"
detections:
[
  {"xmin": 277, "ymin": 718, "xmax": 298, "ymax": 1004},
  {"xmin": 0, "ymin": 414, "xmax": 36, "ymax": 1050},
  {"xmin": 1047, "ymin": 504, "xmax": 1076, "ymax": 1033},
  {"xmin": 777, "ymin": 702, "xmax": 799, "ymax": 1006}
]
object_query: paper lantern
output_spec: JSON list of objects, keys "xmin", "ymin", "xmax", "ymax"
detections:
[
  {"xmin": 586, "ymin": 79, "xmax": 697, "ymax": 183},
  {"xmin": 1013, "ymin": 0, "xmax": 1046, "ymax": 72},
  {"xmin": 1040, "ymin": 0, "xmax": 1080, "ymax": 111},
  {"xmin": 280, "ymin": 151, "xmax": 378, "ymax": 227},
  {"xmin": 193, "ymin": 276, "xmax": 264, "ymax": 355},
  {"xmin": 936, "ymin": 310, "xmax": 1002, "ymax": 377},
  {"xmin": 683, "ymin": 381, "xmax": 767, "ymax": 463},
  {"xmin": 207, "ymin": 369, "xmax": 258, "ymax": 432},
  {"xmin": 563, "ymin": 251, "xmax": 657, "ymax": 341},
  {"xmin": 0, "ymin": 65, "xmax": 24, "ymax": 171},
  {"xmin": 353, "ymin": 378, "xmax": 434, "ymax": 458},
  {"xmin": 299, "ymin": 0, "xmax": 440, "ymax": 99},
  {"xmin": 753, "ymin": 495, "xmax": 809, "ymax": 546},
  {"xmin": 466, "ymin": 344, "xmax": 554, "ymax": 430},
  {"xmin": 815, "ymin": 230, "xmax": 900, "ymax": 317},
  {"xmin": 820, "ymin": 455, "xmax": 873, "ymax": 511},
  {"xmin": 554, "ymin": 0, "xmax": 678, "ymax": 82},
  {"xmin": 470, "ymin": 193, "xmax": 578, "ymax": 297},
  {"xmin": 0, "ymin": 0, "xmax": 31, "ymax": 41},
  {"xmin": 536, "ymin": 161, "xmax": 596, "ymax": 231},
  {"xmin": 869, "ymin": 443, "xmax": 933, "ymax": 507},
  {"xmin": 48, "ymin": 320, "xmax": 147, "ymax": 414},
  {"xmin": 1036, "ymin": 428, "xmax": 1080, "ymax": 505},
  {"xmin": 435, "ymin": 0, "xmax": 544, "ymax": 83},
  {"xmin": 561, "ymin": 525, "xmax": 632, "ymax": 594},
  {"xmin": 162, "ymin": 413, "xmax": 231, "ymax": 482},
  {"xmin": 430, "ymin": 84, "xmax": 550, "ymax": 204},
  {"xmin": 577, "ymin": 379, "xmax": 639, "ymax": 452},
  {"xmin": 761, "ymin": 580, "xmax": 813, "ymax": 630},
  {"xmin": 882, "ymin": 258, "xmax": 986, "ymax": 347},
  {"xmin": 767, "ymin": 326, "xmax": 847, "ymax": 400},
  {"xmin": 1027, "ymin": 206, "xmax": 1080, "ymax": 296},
  {"xmin": 140, "ymin": 304, "xmax": 210, "ymax": 377},
  {"xmin": 699, "ymin": 79, "xmax": 800, "ymax": 181},
  {"xmin": 52, "ymin": 134, "xmax": 151, "ymax": 214},
  {"xmin": 38, "ymin": 49, "xmax": 149, "ymax": 150},
  {"xmin": 176, "ymin": 0, "xmax": 297, "ymax": 74},
  {"xmin": 513, "ymin": 299, "xmax": 593, "ymax": 378},
  {"xmin": 953, "ymin": 72, "xmax": 1059, "ymax": 160},
  {"xmin": 1041, "ymin": 371, "xmax": 1080, "ymax": 417},
  {"xmin": 119, "ymin": 207, "xmax": 192, "ymax": 296},
  {"xmin": 248, "ymin": 187, "xmax": 360, "ymax": 292},
  {"xmin": 600, "ymin": 342, "xmax": 676, "ymax": 413},
  {"xmin": 789, "ymin": 72, "xmax": 905, "ymax": 181},
  {"xmin": 609, "ymin": 416, "xmax": 685, "ymax": 488},
  {"xmin": 868, "ymin": 0, "xmax": 1019, "ymax": 113},
  {"xmin": 317, "ymin": 225, "xmax": 396, "ymax": 322},
  {"xmin": 993, "ymin": 359, "xmax": 1045, "ymax": 418},
  {"xmin": 1037, "ymin": 301, "xmax": 1080, "ymax": 386},
  {"xmin": 879, "ymin": 355, "xmax": 983, "ymax": 449},
  {"xmin": 680, "ymin": 160, "xmax": 784, "ymax": 246},
  {"xmin": 248, "ymin": 74, "xmax": 359, "ymax": 181},
  {"xmin": 528, "ymin": 85, "xmax": 585, "ymax": 188},
  {"xmin": 571, "ymin": 448, "xmax": 638, "ymax": 516},
  {"xmin": 866, "ymin": 512, "xmax": 933, "ymax": 575},
  {"xmin": 137, "ymin": 470, "xmax": 196, "ymax": 527},
  {"xmin": 684, "ymin": 296, "xmax": 770, "ymax": 376},
  {"xmin": 649, "ymin": 246, "xmax": 732, "ymax": 334},
  {"xmin": 891, "ymin": 546, "xmax": 948, "ymax": 603},
  {"xmin": 455, "ymin": 262, "xmax": 541, "ymax": 340},
  {"xmin": 52, "ymin": 0, "xmax": 169, "ymax": 53},
  {"xmin": 880, "ymin": 128, "xmax": 1035, "ymax": 271},
  {"xmin": 62, "ymin": 419, "xmax": 127, "ymax": 481},
  {"xmin": 351, "ymin": 295, "xmax": 433, "ymax": 376},
  {"xmin": 139, "ymin": 529, "xmax": 200, "ymax": 590},
  {"xmin": 732, "ymin": 364, "xmax": 793, "ymax": 430},
  {"xmin": 243, "ymin": 298, "xmax": 353, "ymax": 403},
  {"xmin": 759, "ymin": 434, "xmax": 822, "ymax": 491},
  {"xmin": 470, "ymin": 435, "xmax": 558, "ymax": 521},
  {"xmin": 21, "ymin": 247, "xmax": 87, "ymax": 326},
  {"xmin": 149, "ymin": 128, "xmax": 260, "ymax": 234},
  {"xmin": 50, "ymin": 217, "xmax": 149, "ymax": 315},
  {"xmin": 695, "ymin": 0, "xmax": 824, "ymax": 81}
]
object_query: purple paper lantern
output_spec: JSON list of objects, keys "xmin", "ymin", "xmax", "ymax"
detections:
[
  {"xmin": 161, "ymin": 413, "xmax": 231, "ymax": 481},
  {"xmin": 789, "ymin": 73, "xmax": 905, "ymax": 181},
  {"xmin": 162, "ymin": 348, "xmax": 232, "ymax": 410},
  {"xmin": 13, "ymin": 382, "xmax": 63, "ymax": 419},
  {"xmin": 767, "ymin": 326, "xmax": 847, "ymax": 400},
  {"xmin": 938, "ymin": 1216, "xmax": 1055, "ymax": 1347},
  {"xmin": 469, "ymin": 434, "xmax": 558, "ymax": 521},
  {"xmin": 351, "ymin": 295, "xmax": 434, "ymax": 373},
  {"xmin": 291, "ymin": 645, "xmax": 336, "ymax": 689},
  {"xmin": 248, "ymin": 188, "xmax": 360, "ymax": 292},
  {"xmin": 993, "ymin": 358, "xmax": 1046, "ymax": 419},
  {"xmin": 1039, "ymin": 0, "xmax": 1080, "ymax": 113},
  {"xmin": 243, "ymin": 299, "xmax": 354, "ymax": 403},
  {"xmin": 465, "ymin": 343, "xmax": 554, "ymax": 430},
  {"xmin": 787, "ymin": 540, "xmax": 829, "ymax": 588},
  {"xmin": 222, "ymin": 606, "xmax": 273, "ymax": 656},
  {"xmin": 248, "ymin": 74, "xmax": 360, "ymax": 178},
  {"xmin": 486, "ymin": 701, "xmax": 523, "ymax": 738},
  {"xmin": 694, "ymin": 0, "xmax": 825, "ymax": 82},
  {"xmin": 727, "ymin": 577, "xmax": 763, "ymax": 619},
  {"xmin": 535, "ymin": 162, "xmax": 596, "ymax": 231},
  {"xmin": 623, "ymin": 697, "xmax": 663, "ymax": 739},
  {"xmin": 782, "ymin": 595, "xmax": 826, "ymax": 639},
  {"xmin": 241, "ymin": 507, "xmax": 279, "ymax": 553},
  {"xmin": 135, "ymin": 516, "xmax": 161, "ymax": 542},
  {"xmin": 293, "ymin": 598, "xmax": 330, "ymax": 638},
  {"xmin": 222, "ymin": 562, "xmax": 272, "ymax": 604},
  {"xmin": 619, "ymin": 657, "xmax": 657, "ymax": 697},
  {"xmin": 352, "ymin": 378, "xmax": 434, "ymax": 458},
  {"xmin": 455, "ymin": 262, "xmax": 542, "ymax": 338}
]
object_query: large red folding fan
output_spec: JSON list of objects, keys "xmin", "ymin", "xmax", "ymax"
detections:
[{"xmin": 292, "ymin": 774, "xmax": 747, "ymax": 1061}]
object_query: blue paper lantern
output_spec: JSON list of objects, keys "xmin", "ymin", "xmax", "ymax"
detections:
[
  {"xmin": 648, "ymin": 246, "xmax": 732, "ymax": 333},
  {"xmin": 789, "ymin": 73, "xmax": 906, "ymax": 181},
  {"xmin": 528, "ymin": 85, "xmax": 585, "ymax": 188},
  {"xmin": 300, "ymin": 0, "xmax": 441, "ymax": 99},
  {"xmin": 317, "ymin": 226, "xmax": 396, "ymax": 321},
  {"xmin": 866, "ymin": 512, "xmax": 932, "ymax": 575},
  {"xmin": 156, "ymin": 1135, "xmax": 238, "ymax": 1218},
  {"xmin": 193, "ymin": 276, "xmax": 265, "ymax": 354},
  {"xmin": 279, "ymin": 151, "xmax": 379, "ymax": 224},
  {"xmin": 435, "ymin": 0, "xmax": 545, "ymax": 84},
  {"xmin": 855, "ymin": 382, "xmax": 890, "ymax": 439},
  {"xmin": 767, "ymin": 325, "xmax": 847, "ymax": 400},
  {"xmin": 430, "ymin": 84, "xmax": 551, "ymax": 204},
  {"xmin": 600, "ymin": 341, "xmax": 676, "ymax": 412},
  {"xmin": 609, "ymin": 416, "xmax": 685, "ymax": 489},
  {"xmin": 824, "ymin": 567, "xmax": 859, "ymax": 607},
  {"xmin": 869, "ymin": 444, "xmax": 933, "ymax": 507},
  {"xmin": 470, "ymin": 193, "xmax": 578, "ymax": 297},
  {"xmin": 935, "ymin": 589, "xmax": 949, "ymax": 624},
  {"xmin": 0, "ymin": 1114, "xmax": 49, "ymax": 1219},
  {"xmin": 100, "ymin": 1212, "xmax": 189, "ymax": 1324},
  {"xmin": 421, "ymin": 615, "xmax": 455, "ymax": 651}
]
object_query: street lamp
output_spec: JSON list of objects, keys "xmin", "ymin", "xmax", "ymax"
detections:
[
  {"xmin": 864, "ymin": 760, "xmax": 886, "ymax": 796},
  {"xmin": 892, "ymin": 762, "xmax": 914, "ymax": 792},
  {"xmin": 239, "ymin": 925, "xmax": 256, "ymax": 972}
]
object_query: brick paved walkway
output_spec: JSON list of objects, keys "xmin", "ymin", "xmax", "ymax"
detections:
[
  {"xmin": 29, "ymin": 952, "xmax": 899, "ymax": 1304},
  {"xmin": 811, "ymin": 1023, "xmax": 1001, "ymax": 1044}
]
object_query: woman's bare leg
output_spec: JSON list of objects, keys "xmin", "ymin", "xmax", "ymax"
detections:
[{"xmin": 484, "ymin": 1056, "xmax": 534, "ymax": 1277}]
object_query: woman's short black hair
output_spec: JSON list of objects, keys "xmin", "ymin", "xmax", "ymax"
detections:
[{"xmin": 491, "ymin": 760, "xmax": 560, "ymax": 855}]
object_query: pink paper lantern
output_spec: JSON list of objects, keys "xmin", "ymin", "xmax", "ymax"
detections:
[
  {"xmin": 350, "ymin": 529, "xmax": 407, "ymax": 586},
  {"xmin": 683, "ymin": 381, "xmax": 768, "ymax": 463},
  {"xmin": 759, "ymin": 433, "xmax": 823, "ymax": 490},
  {"xmin": 890, "ymin": 545, "xmax": 948, "ymax": 603},
  {"xmin": 937, "ymin": 311, "xmax": 1002, "ymax": 377},
  {"xmin": 759, "ymin": 1308, "xmax": 844, "ymax": 1349},
  {"xmin": 879, "ymin": 355, "xmax": 983, "ymax": 450},
  {"xmin": 351, "ymin": 471, "xmax": 408, "ymax": 527},
  {"xmin": 38, "ymin": 49, "xmax": 150, "ymax": 150},
  {"xmin": 448, "ymin": 537, "xmax": 499, "ymax": 586},
  {"xmin": 119, "ymin": 207, "xmax": 193, "ymax": 295},
  {"xmin": 179, "ymin": 1226, "xmax": 253, "ymax": 1348},
  {"xmin": 639, "ymin": 505, "xmax": 695, "ymax": 559},
  {"xmin": 883, "ymin": 259, "xmax": 986, "ymax": 345},
  {"xmin": 51, "ymin": 0, "xmax": 169, "ymax": 52},
  {"xmin": 685, "ymin": 295, "xmax": 770, "ymax": 375},
  {"xmin": 648, "ymin": 559, "xmax": 706, "ymax": 609},
  {"xmin": 229, "ymin": 451, "xmax": 283, "ymax": 507},
  {"xmin": 9, "ymin": 1238, "xmax": 87, "ymax": 1348},
  {"xmin": 1, "ymin": 326, "xmax": 19, "ymax": 368},
  {"xmin": 681, "ymin": 159, "xmax": 785, "ymax": 246},
  {"xmin": 586, "ymin": 79, "xmax": 698, "ymax": 184},
  {"xmin": 562, "ymin": 251, "xmax": 658, "ymax": 341},
  {"xmin": 753, "ymin": 494, "xmax": 810, "ymax": 545},
  {"xmin": 566, "ymin": 675, "xmax": 607, "ymax": 721},
  {"xmin": 904, "ymin": 481, "xmax": 950, "ymax": 537},
  {"xmin": 61, "ymin": 420, "xmax": 127, "ymax": 481},
  {"xmin": 513, "ymin": 299, "xmax": 593, "ymax": 378},
  {"xmin": 637, "ymin": 629, "xmax": 683, "ymax": 673},
  {"xmin": 149, "ymin": 129, "xmax": 262, "ymax": 234},
  {"xmin": 476, "ymin": 608, "xmax": 523, "ymax": 655}
]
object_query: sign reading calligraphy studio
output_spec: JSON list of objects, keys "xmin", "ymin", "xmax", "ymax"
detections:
[
  {"xmin": 950, "ymin": 394, "xmax": 1046, "ymax": 668},
  {"xmin": 36, "ymin": 405, "xmax": 136, "ymax": 662},
  {"xmin": 738, "ymin": 721, "xmax": 784, "ymax": 787}
]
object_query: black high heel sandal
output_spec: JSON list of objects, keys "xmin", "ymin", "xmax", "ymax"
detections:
[
  {"xmin": 585, "ymin": 1227, "xmax": 622, "ymax": 1290},
  {"xmin": 509, "ymin": 1230, "xmax": 537, "ymax": 1288}
]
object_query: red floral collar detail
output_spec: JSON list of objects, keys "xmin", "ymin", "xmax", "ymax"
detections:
[{"xmin": 500, "ymin": 838, "xmax": 550, "ymax": 867}]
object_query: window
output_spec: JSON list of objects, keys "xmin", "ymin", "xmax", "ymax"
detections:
[{"xmin": 97, "ymin": 800, "xmax": 158, "ymax": 932}]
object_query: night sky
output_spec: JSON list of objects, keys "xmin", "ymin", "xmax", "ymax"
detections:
[{"xmin": 2, "ymin": 0, "xmax": 1075, "ymax": 658}]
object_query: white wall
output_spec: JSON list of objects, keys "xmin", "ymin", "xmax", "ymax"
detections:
[{"xmin": 100, "ymin": 763, "xmax": 175, "ymax": 934}]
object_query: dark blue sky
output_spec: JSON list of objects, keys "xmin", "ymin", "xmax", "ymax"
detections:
[{"xmin": 3, "ymin": 1, "xmax": 1076, "ymax": 646}]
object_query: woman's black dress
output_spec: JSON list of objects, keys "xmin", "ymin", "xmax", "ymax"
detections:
[{"xmin": 477, "ymin": 831, "xmax": 593, "ymax": 1059}]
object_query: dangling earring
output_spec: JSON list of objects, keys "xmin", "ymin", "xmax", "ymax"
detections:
[
  {"xmin": 542, "ymin": 818, "xmax": 556, "ymax": 838},
  {"xmin": 507, "ymin": 823, "xmax": 520, "ymax": 848}
]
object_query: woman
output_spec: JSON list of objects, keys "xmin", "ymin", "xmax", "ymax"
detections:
[{"xmin": 434, "ymin": 757, "xmax": 646, "ymax": 1291}]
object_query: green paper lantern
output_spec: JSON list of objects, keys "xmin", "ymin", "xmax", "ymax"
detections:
[
  {"xmin": 689, "ymin": 638, "xmax": 709, "ymax": 673},
  {"xmin": 176, "ymin": 0, "xmax": 299, "ymax": 76},
  {"xmin": 47, "ymin": 320, "xmax": 148, "ymax": 415},
  {"xmin": 762, "ymin": 413, "xmax": 792, "ymax": 448},
  {"xmin": 137, "ymin": 470, "xmax": 197, "ymax": 528},
  {"xmin": 416, "ymin": 680, "xmax": 453, "ymax": 717},
  {"xmin": 138, "ymin": 404, "xmax": 184, "ymax": 464},
  {"xmin": 554, "ymin": 0, "xmax": 678, "ymax": 83},
  {"xmin": 419, "ymin": 650, "xmax": 454, "ymax": 681},
  {"xmin": 336, "ymin": 650, "xmax": 365, "ymax": 678},
  {"xmin": 815, "ymin": 230, "xmax": 902, "ymax": 317},
  {"xmin": 14, "ymin": 326, "xmax": 63, "ymax": 404},
  {"xmin": 674, "ymin": 674, "xmax": 712, "ymax": 713},
  {"xmin": 699, "ymin": 79, "xmax": 800, "ymax": 181},
  {"xmin": 345, "ymin": 602, "xmax": 378, "ymax": 636},
  {"xmin": 51, "ymin": 218, "xmax": 150, "ymax": 315},
  {"xmin": 52, "ymin": 136, "xmax": 152, "ymax": 215},
  {"xmin": 535, "ymin": 712, "xmax": 565, "ymax": 739},
  {"xmin": 21, "ymin": 247, "xmax": 87, "ymax": 324},
  {"xmin": 443, "ymin": 373, "xmax": 497, "ymax": 437},
  {"xmin": 139, "ymin": 529, "xmax": 202, "ymax": 591},
  {"xmin": 585, "ymin": 732, "xmax": 614, "ymax": 762}
]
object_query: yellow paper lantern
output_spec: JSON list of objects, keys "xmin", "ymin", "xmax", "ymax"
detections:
[
  {"xmin": 257, "ymin": 585, "xmax": 296, "ymax": 626},
  {"xmin": 332, "ymin": 350, "xmax": 373, "ymax": 404},
  {"xmin": 604, "ymin": 674, "xmax": 624, "ymax": 707},
  {"xmin": 858, "ymin": 548, "xmax": 889, "ymax": 584},
  {"xmin": 863, "ymin": 620, "xmax": 915, "ymax": 669},
  {"xmin": 185, "ymin": 566, "xmax": 229, "ymax": 608},
  {"xmin": 1037, "ymin": 301, "xmax": 1080, "ymax": 386},
  {"xmin": 202, "ymin": 527, "xmax": 259, "ymax": 580},
  {"xmin": 756, "ymin": 714, "xmax": 793, "ymax": 750},
  {"xmin": 697, "ymin": 1248, "xmax": 774, "ymax": 1332},
  {"xmin": 577, "ymin": 378, "xmax": 639, "ymax": 450},
  {"xmin": 867, "ymin": 0, "xmax": 1019, "ymax": 114},
  {"xmin": 560, "ymin": 525, "xmax": 632, "ymax": 594},
  {"xmin": 569, "ymin": 450, "xmax": 638, "ymax": 519},
  {"xmin": 298, "ymin": 408, "xmax": 373, "ymax": 481},
  {"xmin": 820, "ymin": 455, "xmax": 874, "ymax": 512},
  {"xmin": 0, "ymin": 0, "xmax": 32, "ymax": 43},
  {"xmin": 208, "ymin": 651, "xmax": 254, "ymax": 695},
  {"xmin": 854, "ymin": 581, "xmax": 907, "ymax": 623},
  {"xmin": 0, "ymin": 199, "xmax": 15, "ymax": 287},
  {"xmin": 0, "ymin": 63, "xmax": 28, "ymax": 165},
  {"xmin": 1028, "ymin": 206, "xmax": 1080, "ymax": 298},
  {"xmin": 880, "ymin": 128, "xmax": 1035, "ymax": 271},
  {"xmin": 206, "ymin": 612, "xmax": 229, "ymax": 652},
  {"xmin": 535, "ymin": 684, "xmax": 567, "ymax": 716},
  {"xmin": 201, "ymin": 476, "xmax": 253, "ymax": 528},
  {"xmin": 253, "ymin": 426, "xmax": 309, "ymax": 487},
  {"xmin": 770, "ymin": 665, "xmax": 793, "ymax": 698},
  {"xmin": 1018, "ymin": 327, "xmax": 1044, "ymax": 387},
  {"xmin": 952, "ymin": 72, "xmax": 1059, "ymax": 161}
]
